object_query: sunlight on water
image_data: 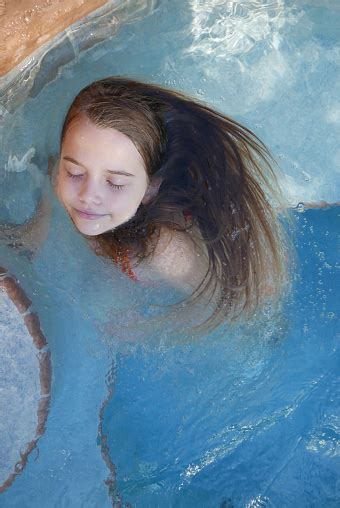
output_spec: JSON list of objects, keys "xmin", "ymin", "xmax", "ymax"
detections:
[{"xmin": 187, "ymin": 0, "xmax": 292, "ymax": 58}]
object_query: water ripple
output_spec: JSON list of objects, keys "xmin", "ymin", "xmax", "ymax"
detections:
[{"xmin": 186, "ymin": 0, "xmax": 299, "ymax": 58}]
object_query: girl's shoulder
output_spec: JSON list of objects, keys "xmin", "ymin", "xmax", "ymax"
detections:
[{"xmin": 138, "ymin": 226, "xmax": 208, "ymax": 292}]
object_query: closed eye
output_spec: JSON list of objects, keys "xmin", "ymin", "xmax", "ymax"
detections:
[
  {"xmin": 66, "ymin": 170, "xmax": 125, "ymax": 190},
  {"xmin": 66, "ymin": 171, "xmax": 83, "ymax": 179},
  {"xmin": 107, "ymin": 182, "xmax": 125, "ymax": 191},
  {"xmin": 66, "ymin": 171, "xmax": 125, "ymax": 190}
]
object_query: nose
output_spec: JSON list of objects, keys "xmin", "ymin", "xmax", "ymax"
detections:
[{"xmin": 78, "ymin": 176, "xmax": 102, "ymax": 206}]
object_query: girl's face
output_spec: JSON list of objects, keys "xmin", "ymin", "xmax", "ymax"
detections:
[{"xmin": 57, "ymin": 115, "xmax": 149, "ymax": 236}]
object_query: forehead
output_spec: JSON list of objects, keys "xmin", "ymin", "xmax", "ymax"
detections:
[{"xmin": 62, "ymin": 115, "xmax": 145, "ymax": 169}]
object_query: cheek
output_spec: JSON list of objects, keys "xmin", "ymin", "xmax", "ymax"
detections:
[
  {"xmin": 106, "ymin": 195, "xmax": 132, "ymax": 216},
  {"xmin": 106, "ymin": 192, "xmax": 143, "ymax": 224},
  {"xmin": 110, "ymin": 186, "xmax": 145, "ymax": 210},
  {"xmin": 128, "ymin": 181, "xmax": 148, "ymax": 206}
]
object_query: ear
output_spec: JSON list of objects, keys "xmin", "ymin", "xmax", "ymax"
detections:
[{"xmin": 142, "ymin": 175, "xmax": 163, "ymax": 205}]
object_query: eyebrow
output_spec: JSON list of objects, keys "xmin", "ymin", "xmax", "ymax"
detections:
[{"xmin": 62, "ymin": 156, "xmax": 135, "ymax": 177}]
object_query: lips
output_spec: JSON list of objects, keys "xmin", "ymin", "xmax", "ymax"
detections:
[{"xmin": 74, "ymin": 208, "xmax": 107, "ymax": 220}]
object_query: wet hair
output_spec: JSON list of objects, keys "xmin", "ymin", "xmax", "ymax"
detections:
[{"xmin": 61, "ymin": 76, "xmax": 288, "ymax": 328}]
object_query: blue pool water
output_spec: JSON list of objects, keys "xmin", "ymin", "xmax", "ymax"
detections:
[
  {"xmin": 102, "ymin": 207, "xmax": 340, "ymax": 508},
  {"xmin": 1, "ymin": 1, "xmax": 339, "ymax": 507},
  {"xmin": 0, "ymin": 207, "xmax": 338, "ymax": 507}
]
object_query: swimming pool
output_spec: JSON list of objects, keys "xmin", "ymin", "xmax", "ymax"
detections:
[{"xmin": 1, "ymin": 1, "xmax": 339, "ymax": 506}]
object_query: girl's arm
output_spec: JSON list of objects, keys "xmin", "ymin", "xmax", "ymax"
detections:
[
  {"xmin": 0, "ymin": 193, "xmax": 51, "ymax": 256},
  {"xmin": 0, "ymin": 158, "xmax": 55, "ymax": 256}
]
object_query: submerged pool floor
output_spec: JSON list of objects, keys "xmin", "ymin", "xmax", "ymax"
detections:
[{"xmin": 0, "ymin": 208, "xmax": 338, "ymax": 507}]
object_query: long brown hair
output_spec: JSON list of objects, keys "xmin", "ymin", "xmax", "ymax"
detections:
[{"xmin": 61, "ymin": 77, "xmax": 288, "ymax": 328}]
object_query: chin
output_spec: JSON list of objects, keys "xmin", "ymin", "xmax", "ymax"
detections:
[
  {"xmin": 77, "ymin": 228, "xmax": 102, "ymax": 237},
  {"xmin": 71, "ymin": 219, "xmax": 107, "ymax": 236}
]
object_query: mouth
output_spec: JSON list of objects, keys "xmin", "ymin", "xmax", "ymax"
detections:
[{"xmin": 74, "ymin": 208, "xmax": 108, "ymax": 220}]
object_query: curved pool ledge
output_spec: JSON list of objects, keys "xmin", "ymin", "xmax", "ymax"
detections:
[
  {"xmin": 0, "ymin": 241, "xmax": 119, "ymax": 506},
  {"xmin": 1, "ymin": 0, "xmax": 109, "ymax": 76},
  {"xmin": 0, "ymin": 266, "xmax": 51, "ymax": 493},
  {"xmin": 0, "ymin": 1, "xmax": 155, "ymax": 116}
]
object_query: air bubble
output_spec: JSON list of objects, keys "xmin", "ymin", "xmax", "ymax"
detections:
[
  {"xmin": 296, "ymin": 203, "xmax": 305, "ymax": 213},
  {"xmin": 302, "ymin": 171, "xmax": 311, "ymax": 182}
]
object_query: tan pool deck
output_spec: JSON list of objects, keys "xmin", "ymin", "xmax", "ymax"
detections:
[{"xmin": 0, "ymin": 0, "xmax": 109, "ymax": 76}]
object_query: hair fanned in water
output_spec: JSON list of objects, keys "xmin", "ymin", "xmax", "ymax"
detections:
[{"xmin": 61, "ymin": 76, "xmax": 289, "ymax": 329}]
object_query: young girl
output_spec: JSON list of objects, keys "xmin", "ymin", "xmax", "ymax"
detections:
[{"xmin": 2, "ymin": 77, "xmax": 287, "ymax": 328}]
